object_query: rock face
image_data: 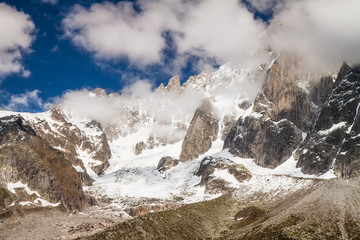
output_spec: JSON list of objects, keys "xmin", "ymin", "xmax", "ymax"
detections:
[
  {"xmin": 225, "ymin": 116, "xmax": 303, "ymax": 168},
  {"xmin": 0, "ymin": 115, "xmax": 87, "ymax": 212},
  {"xmin": 196, "ymin": 157, "xmax": 251, "ymax": 194},
  {"xmin": 296, "ymin": 63, "xmax": 360, "ymax": 177},
  {"xmin": 225, "ymin": 59, "xmax": 360, "ymax": 177},
  {"xmin": 30, "ymin": 108, "xmax": 111, "ymax": 177},
  {"xmin": 260, "ymin": 56, "xmax": 314, "ymax": 131},
  {"xmin": 179, "ymin": 105, "xmax": 219, "ymax": 162},
  {"xmin": 156, "ymin": 156, "xmax": 179, "ymax": 172},
  {"xmin": 224, "ymin": 55, "xmax": 309, "ymax": 168}
]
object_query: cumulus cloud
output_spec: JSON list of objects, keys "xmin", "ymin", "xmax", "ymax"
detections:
[
  {"xmin": 62, "ymin": 0, "xmax": 360, "ymax": 74},
  {"xmin": 62, "ymin": 1, "xmax": 179, "ymax": 65},
  {"xmin": 175, "ymin": 0, "xmax": 267, "ymax": 68},
  {"xmin": 60, "ymin": 90, "xmax": 117, "ymax": 124},
  {"xmin": 0, "ymin": 3, "xmax": 35, "ymax": 78},
  {"xmin": 63, "ymin": 0, "xmax": 267, "ymax": 70}
]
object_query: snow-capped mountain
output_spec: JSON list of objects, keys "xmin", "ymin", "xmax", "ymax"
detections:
[{"xmin": 1, "ymin": 55, "xmax": 360, "ymax": 239}]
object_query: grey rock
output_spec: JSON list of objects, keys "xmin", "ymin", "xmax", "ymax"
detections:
[
  {"xmin": 134, "ymin": 141, "xmax": 146, "ymax": 156},
  {"xmin": 156, "ymin": 156, "xmax": 179, "ymax": 172},
  {"xmin": 296, "ymin": 62, "xmax": 360, "ymax": 177}
]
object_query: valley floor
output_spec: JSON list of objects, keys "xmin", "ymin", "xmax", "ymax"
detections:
[
  {"xmin": 86, "ymin": 178, "xmax": 360, "ymax": 240},
  {"xmin": 2, "ymin": 177, "xmax": 359, "ymax": 240}
]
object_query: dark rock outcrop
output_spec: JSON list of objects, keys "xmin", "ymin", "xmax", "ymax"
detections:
[
  {"xmin": 179, "ymin": 103, "xmax": 219, "ymax": 162},
  {"xmin": 0, "ymin": 115, "xmax": 87, "ymax": 212},
  {"xmin": 296, "ymin": 63, "xmax": 360, "ymax": 177},
  {"xmin": 310, "ymin": 76, "xmax": 335, "ymax": 107},
  {"xmin": 225, "ymin": 116, "xmax": 303, "ymax": 168},
  {"xmin": 224, "ymin": 55, "xmax": 309, "ymax": 168},
  {"xmin": 157, "ymin": 156, "xmax": 179, "ymax": 173},
  {"xmin": 196, "ymin": 157, "xmax": 251, "ymax": 194}
]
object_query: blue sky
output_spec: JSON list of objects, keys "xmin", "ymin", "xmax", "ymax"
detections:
[
  {"xmin": 0, "ymin": 0, "xmax": 171, "ymax": 111},
  {"xmin": 0, "ymin": 0, "xmax": 272, "ymax": 112},
  {"xmin": 1, "ymin": 0, "xmax": 359, "ymax": 112}
]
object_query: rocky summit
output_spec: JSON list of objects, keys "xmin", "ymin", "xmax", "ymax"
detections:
[{"xmin": 1, "ymin": 56, "xmax": 360, "ymax": 239}]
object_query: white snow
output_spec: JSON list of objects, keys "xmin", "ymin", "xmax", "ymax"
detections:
[
  {"xmin": 318, "ymin": 122, "xmax": 347, "ymax": 135},
  {"xmin": 7, "ymin": 181, "xmax": 40, "ymax": 197},
  {"xmin": 6, "ymin": 181, "xmax": 60, "ymax": 207},
  {"xmin": 88, "ymin": 139, "xmax": 225, "ymax": 204},
  {"xmin": 76, "ymin": 147, "xmax": 102, "ymax": 179},
  {"xmin": 212, "ymin": 169, "xmax": 241, "ymax": 188},
  {"xmin": 73, "ymin": 165, "xmax": 84, "ymax": 173},
  {"xmin": 347, "ymin": 103, "xmax": 360, "ymax": 134}
]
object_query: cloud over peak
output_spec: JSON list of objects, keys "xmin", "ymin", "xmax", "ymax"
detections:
[{"xmin": 63, "ymin": 0, "xmax": 360, "ymax": 74}]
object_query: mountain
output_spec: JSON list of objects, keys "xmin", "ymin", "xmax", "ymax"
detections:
[{"xmin": 1, "ymin": 56, "xmax": 360, "ymax": 239}]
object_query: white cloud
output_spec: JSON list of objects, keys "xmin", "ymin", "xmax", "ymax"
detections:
[
  {"xmin": 62, "ymin": 1, "xmax": 178, "ymax": 65},
  {"xmin": 41, "ymin": 0, "xmax": 58, "ymax": 5},
  {"xmin": 122, "ymin": 80, "xmax": 153, "ymax": 97},
  {"xmin": 175, "ymin": 0, "xmax": 267, "ymax": 68},
  {"xmin": 63, "ymin": 0, "xmax": 360, "ymax": 74},
  {"xmin": 0, "ymin": 3, "xmax": 35, "ymax": 78},
  {"xmin": 2, "ymin": 90, "xmax": 43, "ymax": 111},
  {"xmin": 245, "ymin": 0, "xmax": 284, "ymax": 14},
  {"xmin": 267, "ymin": 0, "xmax": 360, "ymax": 72},
  {"xmin": 63, "ymin": 0, "xmax": 267, "ymax": 70}
]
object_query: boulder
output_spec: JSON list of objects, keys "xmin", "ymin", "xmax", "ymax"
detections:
[
  {"xmin": 196, "ymin": 157, "xmax": 251, "ymax": 194},
  {"xmin": 157, "ymin": 156, "xmax": 179, "ymax": 172}
]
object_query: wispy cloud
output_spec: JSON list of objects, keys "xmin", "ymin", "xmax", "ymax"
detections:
[
  {"xmin": 0, "ymin": 90, "xmax": 48, "ymax": 112},
  {"xmin": 41, "ymin": 0, "xmax": 58, "ymax": 5}
]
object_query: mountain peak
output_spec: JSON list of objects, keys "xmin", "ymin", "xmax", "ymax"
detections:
[{"xmin": 167, "ymin": 75, "xmax": 181, "ymax": 91}]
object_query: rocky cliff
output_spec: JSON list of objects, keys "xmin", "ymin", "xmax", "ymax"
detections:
[
  {"xmin": 30, "ymin": 108, "xmax": 111, "ymax": 177},
  {"xmin": 296, "ymin": 63, "xmax": 360, "ymax": 177},
  {"xmin": 224, "ymin": 55, "xmax": 311, "ymax": 168},
  {"xmin": 224, "ymin": 59, "xmax": 360, "ymax": 177},
  {"xmin": 0, "ymin": 115, "xmax": 88, "ymax": 212}
]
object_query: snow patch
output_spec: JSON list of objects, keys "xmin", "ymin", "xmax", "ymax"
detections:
[
  {"xmin": 212, "ymin": 169, "xmax": 240, "ymax": 188},
  {"xmin": 319, "ymin": 122, "xmax": 347, "ymax": 135}
]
